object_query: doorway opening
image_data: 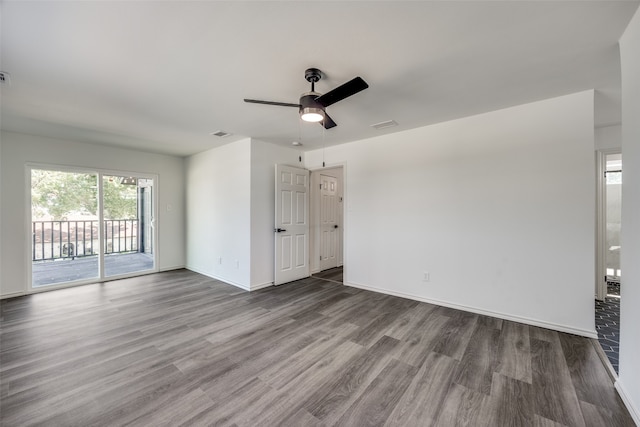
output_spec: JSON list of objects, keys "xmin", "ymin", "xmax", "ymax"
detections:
[
  {"xmin": 595, "ymin": 151, "xmax": 622, "ymax": 373},
  {"xmin": 30, "ymin": 166, "xmax": 156, "ymax": 290},
  {"xmin": 310, "ymin": 167, "xmax": 344, "ymax": 284}
]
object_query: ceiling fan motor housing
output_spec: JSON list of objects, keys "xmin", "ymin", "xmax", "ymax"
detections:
[
  {"xmin": 300, "ymin": 92, "xmax": 322, "ymax": 111},
  {"xmin": 299, "ymin": 91, "xmax": 325, "ymax": 122}
]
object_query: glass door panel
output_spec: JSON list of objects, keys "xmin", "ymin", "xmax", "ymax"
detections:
[
  {"xmin": 103, "ymin": 175, "xmax": 155, "ymax": 277},
  {"xmin": 31, "ymin": 169, "xmax": 99, "ymax": 287}
]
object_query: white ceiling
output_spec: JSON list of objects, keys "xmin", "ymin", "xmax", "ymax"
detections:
[{"xmin": 1, "ymin": 1, "xmax": 638, "ymax": 157}]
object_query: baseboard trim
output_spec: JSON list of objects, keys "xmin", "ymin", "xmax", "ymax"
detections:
[
  {"xmin": 1, "ymin": 268, "xmax": 179, "ymax": 300},
  {"xmin": 159, "ymin": 265, "xmax": 186, "ymax": 272},
  {"xmin": 185, "ymin": 267, "xmax": 250, "ymax": 291},
  {"xmin": 250, "ymin": 281, "xmax": 274, "ymax": 291},
  {"xmin": 615, "ymin": 380, "xmax": 640, "ymax": 426},
  {"xmin": 591, "ymin": 338, "xmax": 618, "ymax": 382},
  {"xmin": 0, "ymin": 291, "xmax": 27, "ymax": 300},
  {"xmin": 344, "ymin": 281, "xmax": 599, "ymax": 339}
]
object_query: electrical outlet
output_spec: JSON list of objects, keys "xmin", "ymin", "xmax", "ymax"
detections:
[{"xmin": 423, "ymin": 271, "xmax": 430, "ymax": 282}]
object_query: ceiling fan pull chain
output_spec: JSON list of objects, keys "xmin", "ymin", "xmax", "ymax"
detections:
[
  {"xmin": 322, "ymin": 121, "xmax": 326, "ymax": 168},
  {"xmin": 298, "ymin": 118, "xmax": 303, "ymax": 164}
]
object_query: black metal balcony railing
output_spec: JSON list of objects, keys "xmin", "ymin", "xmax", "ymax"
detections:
[{"xmin": 32, "ymin": 219, "xmax": 139, "ymax": 262}]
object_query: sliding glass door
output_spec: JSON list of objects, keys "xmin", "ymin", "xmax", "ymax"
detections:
[
  {"xmin": 31, "ymin": 169, "xmax": 100, "ymax": 287},
  {"xmin": 30, "ymin": 167, "xmax": 156, "ymax": 289},
  {"xmin": 103, "ymin": 175, "xmax": 154, "ymax": 277}
]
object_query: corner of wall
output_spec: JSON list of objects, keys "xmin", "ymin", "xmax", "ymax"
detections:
[
  {"xmin": 184, "ymin": 139, "xmax": 252, "ymax": 290},
  {"xmin": 618, "ymin": 3, "xmax": 640, "ymax": 422},
  {"xmin": 248, "ymin": 139, "xmax": 301, "ymax": 289}
]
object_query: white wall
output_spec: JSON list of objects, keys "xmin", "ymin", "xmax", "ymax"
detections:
[
  {"xmin": 618, "ymin": 7, "xmax": 640, "ymax": 424},
  {"xmin": 185, "ymin": 138, "xmax": 251, "ymax": 289},
  {"xmin": 595, "ymin": 124, "xmax": 622, "ymax": 150},
  {"xmin": 0, "ymin": 131, "xmax": 186, "ymax": 298},
  {"xmin": 186, "ymin": 138, "xmax": 300, "ymax": 290},
  {"xmin": 305, "ymin": 91, "xmax": 596, "ymax": 337},
  {"xmin": 249, "ymin": 139, "xmax": 302, "ymax": 289},
  {"xmin": 0, "ymin": 136, "xmax": 3, "ymax": 295}
]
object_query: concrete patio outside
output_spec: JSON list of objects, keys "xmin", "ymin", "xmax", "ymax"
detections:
[{"xmin": 32, "ymin": 252, "xmax": 154, "ymax": 287}]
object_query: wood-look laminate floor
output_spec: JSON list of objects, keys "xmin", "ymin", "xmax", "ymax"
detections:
[
  {"xmin": 312, "ymin": 266, "xmax": 343, "ymax": 284},
  {"xmin": 0, "ymin": 270, "xmax": 634, "ymax": 426}
]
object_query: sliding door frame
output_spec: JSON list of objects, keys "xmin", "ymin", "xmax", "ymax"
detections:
[{"xmin": 26, "ymin": 162, "xmax": 159, "ymax": 294}]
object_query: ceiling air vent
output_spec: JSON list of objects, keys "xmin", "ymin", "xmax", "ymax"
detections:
[
  {"xmin": 210, "ymin": 130, "xmax": 231, "ymax": 138},
  {"xmin": 0, "ymin": 71, "xmax": 11, "ymax": 85},
  {"xmin": 371, "ymin": 120, "xmax": 398, "ymax": 130}
]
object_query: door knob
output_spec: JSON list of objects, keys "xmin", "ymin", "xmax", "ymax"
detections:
[
  {"xmin": 334, "ymin": 225, "xmax": 339, "ymax": 229},
  {"xmin": 275, "ymin": 228, "xmax": 287, "ymax": 233}
]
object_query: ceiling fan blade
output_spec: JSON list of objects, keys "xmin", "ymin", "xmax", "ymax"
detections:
[
  {"xmin": 315, "ymin": 77, "xmax": 368, "ymax": 108},
  {"xmin": 244, "ymin": 99, "xmax": 300, "ymax": 108},
  {"xmin": 321, "ymin": 113, "xmax": 337, "ymax": 129}
]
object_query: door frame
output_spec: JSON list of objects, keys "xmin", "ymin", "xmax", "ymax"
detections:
[
  {"xmin": 595, "ymin": 148, "xmax": 621, "ymax": 301},
  {"xmin": 274, "ymin": 164, "xmax": 310, "ymax": 285},
  {"xmin": 25, "ymin": 162, "xmax": 159, "ymax": 294},
  {"xmin": 309, "ymin": 164, "xmax": 345, "ymax": 275}
]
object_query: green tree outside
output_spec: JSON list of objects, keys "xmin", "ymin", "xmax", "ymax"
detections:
[{"xmin": 31, "ymin": 170, "xmax": 137, "ymax": 220}]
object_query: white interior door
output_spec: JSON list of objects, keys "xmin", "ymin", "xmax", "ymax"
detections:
[
  {"xmin": 319, "ymin": 174, "xmax": 339, "ymax": 271},
  {"xmin": 275, "ymin": 164, "xmax": 310, "ymax": 285}
]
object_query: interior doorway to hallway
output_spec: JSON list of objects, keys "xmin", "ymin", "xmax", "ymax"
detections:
[
  {"xmin": 595, "ymin": 151, "xmax": 622, "ymax": 373},
  {"xmin": 309, "ymin": 166, "xmax": 344, "ymax": 280},
  {"xmin": 604, "ymin": 153, "xmax": 622, "ymax": 285}
]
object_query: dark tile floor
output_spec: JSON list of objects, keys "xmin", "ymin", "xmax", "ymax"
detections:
[{"xmin": 595, "ymin": 282, "xmax": 620, "ymax": 373}]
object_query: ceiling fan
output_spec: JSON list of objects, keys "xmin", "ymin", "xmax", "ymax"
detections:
[{"xmin": 244, "ymin": 68, "xmax": 368, "ymax": 129}]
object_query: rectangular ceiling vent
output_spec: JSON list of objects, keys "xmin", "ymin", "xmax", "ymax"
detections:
[
  {"xmin": 0, "ymin": 71, "xmax": 11, "ymax": 85},
  {"xmin": 371, "ymin": 120, "xmax": 398, "ymax": 130},
  {"xmin": 210, "ymin": 130, "xmax": 231, "ymax": 138}
]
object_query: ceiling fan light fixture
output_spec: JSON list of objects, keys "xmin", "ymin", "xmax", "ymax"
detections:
[
  {"xmin": 300, "ymin": 107, "xmax": 324, "ymax": 123},
  {"xmin": 244, "ymin": 68, "xmax": 368, "ymax": 130}
]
